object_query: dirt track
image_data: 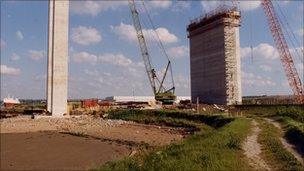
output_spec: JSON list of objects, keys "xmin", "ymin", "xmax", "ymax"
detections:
[
  {"xmin": 0, "ymin": 116, "xmax": 184, "ymax": 170},
  {"xmin": 242, "ymin": 120, "xmax": 271, "ymax": 170}
]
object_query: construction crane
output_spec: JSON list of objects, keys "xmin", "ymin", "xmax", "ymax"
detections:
[
  {"xmin": 261, "ymin": 0, "xmax": 304, "ymax": 103},
  {"xmin": 128, "ymin": 0, "xmax": 176, "ymax": 104}
]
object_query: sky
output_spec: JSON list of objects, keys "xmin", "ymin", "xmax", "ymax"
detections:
[{"xmin": 0, "ymin": 0, "xmax": 303, "ymax": 100}]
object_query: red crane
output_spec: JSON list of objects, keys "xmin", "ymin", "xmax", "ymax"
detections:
[{"xmin": 261, "ymin": 0, "xmax": 304, "ymax": 103}]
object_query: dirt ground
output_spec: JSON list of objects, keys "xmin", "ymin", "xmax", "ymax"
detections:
[
  {"xmin": 1, "ymin": 131, "xmax": 131, "ymax": 170},
  {"xmin": 0, "ymin": 116, "xmax": 184, "ymax": 170},
  {"xmin": 242, "ymin": 120, "xmax": 271, "ymax": 170}
]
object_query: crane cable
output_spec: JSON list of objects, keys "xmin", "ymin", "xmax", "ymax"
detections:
[
  {"xmin": 140, "ymin": 0, "xmax": 175, "ymax": 89},
  {"xmin": 138, "ymin": 3, "xmax": 167, "ymax": 90},
  {"xmin": 249, "ymin": 10, "xmax": 254, "ymax": 63},
  {"xmin": 274, "ymin": 1, "xmax": 303, "ymax": 63},
  {"xmin": 236, "ymin": 0, "xmax": 254, "ymax": 62},
  {"xmin": 139, "ymin": 6, "xmax": 170, "ymax": 90},
  {"xmin": 275, "ymin": 1, "xmax": 303, "ymax": 52},
  {"xmin": 141, "ymin": 0, "xmax": 170, "ymax": 62}
]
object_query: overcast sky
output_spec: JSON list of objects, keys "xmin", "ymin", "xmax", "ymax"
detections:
[{"xmin": 1, "ymin": 0, "xmax": 303, "ymax": 100}]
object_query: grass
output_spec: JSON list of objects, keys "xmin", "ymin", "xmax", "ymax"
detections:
[
  {"xmin": 107, "ymin": 109, "xmax": 234, "ymax": 130},
  {"xmin": 93, "ymin": 110, "xmax": 252, "ymax": 171},
  {"xmin": 276, "ymin": 107, "xmax": 304, "ymax": 123},
  {"xmin": 258, "ymin": 119, "xmax": 303, "ymax": 170},
  {"xmin": 236, "ymin": 105, "xmax": 303, "ymax": 120}
]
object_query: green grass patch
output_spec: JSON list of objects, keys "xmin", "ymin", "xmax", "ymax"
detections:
[
  {"xmin": 258, "ymin": 120, "xmax": 303, "ymax": 170},
  {"xmin": 107, "ymin": 109, "xmax": 234, "ymax": 130},
  {"xmin": 93, "ymin": 118, "xmax": 251, "ymax": 171},
  {"xmin": 276, "ymin": 107, "xmax": 304, "ymax": 123},
  {"xmin": 236, "ymin": 105, "xmax": 304, "ymax": 121}
]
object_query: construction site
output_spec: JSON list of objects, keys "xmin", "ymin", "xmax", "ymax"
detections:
[{"xmin": 1, "ymin": 0, "xmax": 303, "ymax": 170}]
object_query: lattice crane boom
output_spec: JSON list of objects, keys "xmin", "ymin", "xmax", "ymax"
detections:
[
  {"xmin": 129, "ymin": 0, "xmax": 156, "ymax": 94},
  {"xmin": 128, "ymin": 0, "xmax": 176, "ymax": 104},
  {"xmin": 261, "ymin": 0, "xmax": 304, "ymax": 103}
]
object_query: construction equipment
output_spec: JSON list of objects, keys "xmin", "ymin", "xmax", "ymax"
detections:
[
  {"xmin": 128, "ymin": 0, "xmax": 176, "ymax": 104},
  {"xmin": 261, "ymin": 0, "xmax": 304, "ymax": 103}
]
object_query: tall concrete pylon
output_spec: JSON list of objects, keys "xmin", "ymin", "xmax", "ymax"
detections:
[{"xmin": 47, "ymin": 0, "xmax": 69, "ymax": 117}]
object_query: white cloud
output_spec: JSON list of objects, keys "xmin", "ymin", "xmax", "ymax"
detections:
[
  {"xmin": 70, "ymin": 1, "xmax": 173, "ymax": 16},
  {"xmin": 111, "ymin": 23, "xmax": 136, "ymax": 42},
  {"xmin": 201, "ymin": 1, "xmax": 220, "ymax": 12},
  {"xmin": 72, "ymin": 51, "xmax": 97, "ymax": 64},
  {"xmin": 11, "ymin": 53, "xmax": 20, "ymax": 61},
  {"xmin": 242, "ymin": 44, "xmax": 303, "ymax": 63},
  {"xmin": 259, "ymin": 64, "xmax": 272, "ymax": 72},
  {"xmin": 71, "ymin": 26, "xmax": 102, "ymax": 45},
  {"xmin": 70, "ymin": 1, "xmax": 127, "ymax": 16},
  {"xmin": 281, "ymin": 80, "xmax": 290, "ymax": 88},
  {"xmin": 168, "ymin": 45, "xmax": 189, "ymax": 59},
  {"xmin": 279, "ymin": 1, "xmax": 291, "ymax": 5},
  {"xmin": 33, "ymin": 75, "xmax": 46, "ymax": 82},
  {"xmin": 148, "ymin": 1, "xmax": 172, "ymax": 9},
  {"xmin": 84, "ymin": 69, "xmax": 99, "ymax": 76},
  {"xmin": 242, "ymin": 71, "xmax": 276, "ymax": 87},
  {"xmin": 0, "ymin": 39, "xmax": 5, "ymax": 49},
  {"xmin": 295, "ymin": 62, "xmax": 303, "ymax": 78},
  {"xmin": 297, "ymin": 28, "xmax": 304, "ymax": 36},
  {"xmin": 239, "ymin": 1, "xmax": 260, "ymax": 11},
  {"xmin": 72, "ymin": 51, "xmax": 138, "ymax": 68},
  {"xmin": 111, "ymin": 22, "xmax": 178, "ymax": 44},
  {"xmin": 16, "ymin": 31, "xmax": 24, "ymax": 41},
  {"xmin": 172, "ymin": 1, "xmax": 191, "ymax": 12},
  {"xmin": 241, "ymin": 43, "xmax": 279, "ymax": 60},
  {"xmin": 0, "ymin": 65, "xmax": 21, "ymax": 76},
  {"xmin": 241, "ymin": 43, "xmax": 303, "ymax": 95},
  {"xmin": 99, "ymin": 53, "xmax": 133, "ymax": 67},
  {"xmin": 201, "ymin": 1, "xmax": 260, "ymax": 12},
  {"xmin": 174, "ymin": 74, "xmax": 190, "ymax": 89},
  {"xmin": 156, "ymin": 28, "xmax": 179, "ymax": 43},
  {"xmin": 289, "ymin": 47, "xmax": 304, "ymax": 60},
  {"xmin": 28, "ymin": 50, "xmax": 45, "ymax": 60}
]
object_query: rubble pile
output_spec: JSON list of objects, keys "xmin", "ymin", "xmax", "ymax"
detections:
[{"xmin": 0, "ymin": 115, "xmax": 129, "ymax": 134}]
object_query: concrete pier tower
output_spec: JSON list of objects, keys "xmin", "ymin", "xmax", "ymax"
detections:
[
  {"xmin": 187, "ymin": 7, "xmax": 242, "ymax": 105},
  {"xmin": 47, "ymin": 0, "xmax": 69, "ymax": 116}
]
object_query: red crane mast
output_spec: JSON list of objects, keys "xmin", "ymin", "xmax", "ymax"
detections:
[{"xmin": 261, "ymin": 0, "xmax": 304, "ymax": 103}]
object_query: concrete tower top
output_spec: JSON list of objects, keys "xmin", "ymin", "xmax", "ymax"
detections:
[{"xmin": 187, "ymin": 6, "xmax": 241, "ymax": 36}]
